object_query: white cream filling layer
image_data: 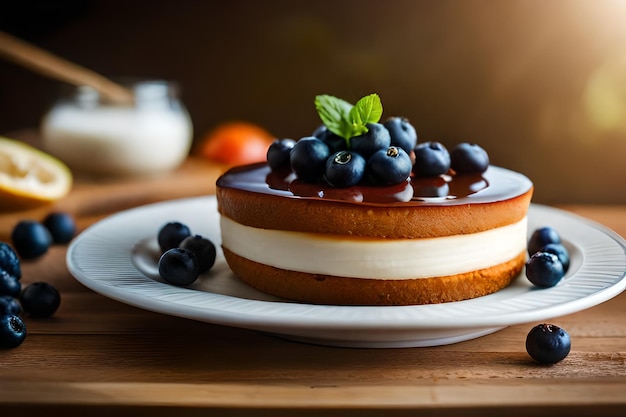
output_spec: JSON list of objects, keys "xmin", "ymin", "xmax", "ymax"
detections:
[{"xmin": 220, "ymin": 216, "xmax": 528, "ymax": 280}]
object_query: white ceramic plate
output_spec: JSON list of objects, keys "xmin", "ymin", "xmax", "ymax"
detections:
[{"xmin": 67, "ymin": 196, "xmax": 626, "ymax": 348}]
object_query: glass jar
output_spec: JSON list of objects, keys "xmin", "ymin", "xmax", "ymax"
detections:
[{"xmin": 41, "ymin": 80, "xmax": 193, "ymax": 177}]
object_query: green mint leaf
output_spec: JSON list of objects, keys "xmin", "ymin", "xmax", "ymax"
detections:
[
  {"xmin": 349, "ymin": 93, "xmax": 383, "ymax": 129},
  {"xmin": 314, "ymin": 93, "xmax": 383, "ymax": 143},
  {"xmin": 314, "ymin": 95, "xmax": 354, "ymax": 140}
]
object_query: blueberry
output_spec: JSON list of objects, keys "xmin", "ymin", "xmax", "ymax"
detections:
[
  {"xmin": 290, "ymin": 136, "xmax": 330, "ymax": 183},
  {"xmin": 528, "ymin": 227, "xmax": 561, "ymax": 256},
  {"xmin": 11, "ymin": 220, "xmax": 52, "ymax": 259},
  {"xmin": 325, "ymin": 151, "xmax": 366, "ymax": 188},
  {"xmin": 540, "ymin": 242, "xmax": 570, "ymax": 273},
  {"xmin": 20, "ymin": 282, "xmax": 61, "ymax": 318},
  {"xmin": 350, "ymin": 123, "xmax": 391, "ymax": 159},
  {"xmin": 0, "ymin": 271, "xmax": 21, "ymax": 297},
  {"xmin": 450, "ymin": 143, "xmax": 489, "ymax": 174},
  {"xmin": 383, "ymin": 117, "xmax": 417, "ymax": 154},
  {"xmin": 0, "ymin": 295, "xmax": 21, "ymax": 315},
  {"xmin": 157, "ymin": 222, "xmax": 192, "ymax": 253},
  {"xmin": 266, "ymin": 138, "xmax": 296, "ymax": 170},
  {"xmin": 0, "ymin": 314, "xmax": 26, "ymax": 349},
  {"xmin": 367, "ymin": 146, "xmax": 413, "ymax": 186},
  {"xmin": 525, "ymin": 252, "xmax": 565, "ymax": 288},
  {"xmin": 158, "ymin": 248, "xmax": 200, "ymax": 286},
  {"xmin": 412, "ymin": 141, "xmax": 451, "ymax": 177},
  {"xmin": 179, "ymin": 235, "xmax": 217, "ymax": 273},
  {"xmin": 0, "ymin": 242, "xmax": 21, "ymax": 279},
  {"xmin": 43, "ymin": 212, "xmax": 76, "ymax": 244},
  {"xmin": 526, "ymin": 323, "xmax": 571, "ymax": 364},
  {"xmin": 313, "ymin": 125, "xmax": 347, "ymax": 153}
]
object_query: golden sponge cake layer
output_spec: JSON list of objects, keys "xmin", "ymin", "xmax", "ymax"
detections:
[
  {"xmin": 223, "ymin": 248, "xmax": 526, "ymax": 306},
  {"xmin": 216, "ymin": 164, "xmax": 533, "ymax": 239}
]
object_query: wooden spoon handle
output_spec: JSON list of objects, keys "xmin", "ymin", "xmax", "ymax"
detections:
[{"xmin": 0, "ymin": 31, "xmax": 134, "ymax": 104}]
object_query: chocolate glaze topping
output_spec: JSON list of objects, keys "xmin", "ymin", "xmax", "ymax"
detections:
[{"xmin": 217, "ymin": 163, "xmax": 533, "ymax": 206}]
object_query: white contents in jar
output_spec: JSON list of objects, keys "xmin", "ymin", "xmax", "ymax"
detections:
[{"xmin": 41, "ymin": 81, "xmax": 193, "ymax": 177}]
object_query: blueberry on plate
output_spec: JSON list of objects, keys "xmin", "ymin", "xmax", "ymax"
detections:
[
  {"xmin": 290, "ymin": 136, "xmax": 330, "ymax": 183},
  {"xmin": 350, "ymin": 123, "xmax": 391, "ymax": 159},
  {"xmin": 157, "ymin": 222, "xmax": 192, "ymax": 252},
  {"xmin": 539, "ymin": 242, "xmax": 570, "ymax": 273},
  {"xmin": 528, "ymin": 226, "xmax": 561, "ymax": 256},
  {"xmin": 43, "ymin": 212, "xmax": 76, "ymax": 244},
  {"xmin": 0, "ymin": 270, "xmax": 21, "ymax": 297},
  {"xmin": 0, "ymin": 295, "xmax": 21, "ymax": 315},
  {"xmin": 179, "ymin": 235, "xmax": 217, "ymax": 273},
  {"xmin": 383, "ymin": 117, "xmax": 417, "ymax": 154},
  {"xmin": 11, "ymin": 220, "xmax": 52, "ymax": 259},
  {"xmin": 20, "ymin": 282, "xmax": 61, "ymax": 318},
  {"xmin": 525, "ymin": 252, "xmax": 565, "ymax": 288},
  {"xmin": 413, "ymin": 141, "xmax": 451, "ymax": 177},
  {"xmin": 367, "ymin": 146, "xmax": 413, "ymax": 186},
  {"xmin": 526, "ymin": 323, "xmax": 571, "ymax": 364},
  {"xmin": 0, "ymin": 314, "xmax": 26, "ymax": 349},
  {"xmin": 266, "ymin": 138, "xmax": 296, "ymax": 170},
  {"xmin": 0, "ymin": 242, "xmax": 21, "ymax": 279},
  {"xmin": 450, "ymin": 143, "xmax": 489, "ymax": 174},
  {"xmin": 158, "ymin": 248, "xmax": 200, "ymax": 286},
  {"xmin": 325, "ymin": 151, "xmax": 366, "ymax": 188}
]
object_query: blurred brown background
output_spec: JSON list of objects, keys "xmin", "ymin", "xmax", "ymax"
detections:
[{"xmin": 1, "ymin": 0, "xmax": 625, "ymax": 204}]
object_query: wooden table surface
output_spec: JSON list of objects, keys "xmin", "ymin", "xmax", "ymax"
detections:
[{"xmin": 0, "ymin": 156, "xmax": 625, "ymax": 417}]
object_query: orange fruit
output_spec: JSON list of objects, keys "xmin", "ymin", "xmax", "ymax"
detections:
[
  {"xmin": 0, "ymin": 136, "xmax": 72, "ymax": 211},
  {"xmin": 197, "ymin": 121, "xmax": 275, "ymax": 166}
]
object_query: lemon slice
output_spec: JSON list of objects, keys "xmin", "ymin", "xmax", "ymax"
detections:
[{"xmin": 0, "ymin": 136, "xmax": 72, "ymax": 211}]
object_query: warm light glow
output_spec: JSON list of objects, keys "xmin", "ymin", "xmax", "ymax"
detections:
[
  {"xmin": 567, "ymin": 0, "xmax": 626, "ymax": 139},
  {"xmin": 576, "ymin": 0, "xmax": 626, "ymax": 32},
  {"xmin": 584, "ymin": 53, "xmax": 626, "ymax": 133}
]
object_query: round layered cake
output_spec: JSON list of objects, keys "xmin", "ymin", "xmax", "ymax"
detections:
[{"xmin": 216, "ymin": 163, "xmax": 533, "ymax": 305}]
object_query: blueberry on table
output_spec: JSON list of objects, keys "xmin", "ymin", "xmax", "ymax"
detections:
[
  {"xmin": 0, "ymin": 314, "xmax": 26, "ymax": 349},
  {"xmin": 413, "ymin": 141, "xmax": 451, "ymax": 177},
  {"xmin": 0, "ymin": 295, "xmax": 21, "ymax": 315},
  {"xmin": 289, "ymin": 137, "xmax": 330, "ymax": 183},
  {"xmin": 528, "ymin": 226, "xmax": 561, "ymax": 256},
  {"xmin": 350, "ymin": 123, "xmax": 391, "ymax": 159},
  {"xmin": 0, "ymin": 271, "xmax": 21, "ymax": 297},
  {"xmin": 266, "ymin": 138, "xmax": 296, "ymax": 170},
  {"xmin": 0, "ymin": 242, "xmax": 21, "ymax": 279},
  {"xmin": 325, "ymin": 151, "xmax": 366, "ymax": 188},
  {"xmin": 11, "ymin": 220, "xmax": 52, "ymax": 259},
  {"xmin": 157, "ymin": 222, "xmax": 192, "ymax": 252},
  {"xmin": 383, "ymin": 117, "xmax": 417, "ymax": 154},
  {"xmin": 43, "ymin": 212, "xmax": 76, "ymax": 244},
  {"xmin": 158, "ymin": 248, "xmax": 200, "ymax": 286},
  {"xmin": 526, "ymin": 323, "xmax": 571, "ymax": 364},
  {"xmin": 20, "ymin": 282, "xmax": 61, "ymax": 318},
  {"xmin": 539, "ymin": 242, "xmax": 570, "ymax": 273},
  {"xmin": 525, "ymin": 252, "xmax": 565, "ymax": 288},
  {"xmin": 367, "ymin": 146, "xmax": 413, "ymax": 186},
  {"xmin": 450, "ymin": 143, "xmax": 489, "ymax": 174},
  {"xmin": 179, "ymin": 235, "xmax": 217, "ymax": 273}
]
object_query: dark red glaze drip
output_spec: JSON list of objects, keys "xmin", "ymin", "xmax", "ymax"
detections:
[{"xmin": 217, "ymin": 163, "xmax": 532, "ymax": 206}]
